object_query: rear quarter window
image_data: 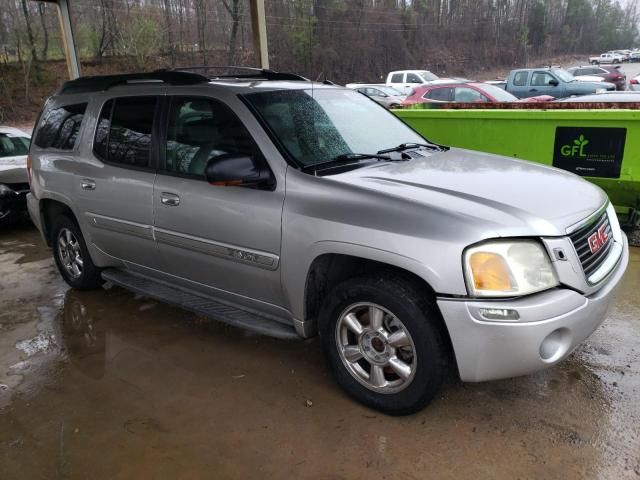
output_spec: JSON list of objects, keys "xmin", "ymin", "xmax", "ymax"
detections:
[{"xmin": 34, "ymin": 103, "xmax": 87, "ymax": 150}]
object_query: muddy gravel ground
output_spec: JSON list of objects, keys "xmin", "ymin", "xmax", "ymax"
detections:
[{"xmin": 0, "ymin": 224, "xmax": 638, "ymax": 480}]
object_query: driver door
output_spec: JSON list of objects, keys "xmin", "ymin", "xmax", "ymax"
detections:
[{"xmin": 152, "ymin": 96, "xmax": 286, "ymax": 309}]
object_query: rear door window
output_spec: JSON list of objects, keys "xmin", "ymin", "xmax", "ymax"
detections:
[
  {"xmin": 390, "ymin": 73, "xmax": 404, "ymax": 83},
  {"xmin": 93, "ymin": 97, "xmax": 158, "ymax": 168},
  {"xmin": 513, "ymin": 71, "xmax": 529, "ymax": 86},
  {"xmin": 34, "ymin": 103, "xmax": 87, "ymax": 150}
]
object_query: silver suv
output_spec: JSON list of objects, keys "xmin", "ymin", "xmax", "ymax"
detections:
[{"xmin": 27, "ymin": 69, "xmax": 629, "ymax": 415}]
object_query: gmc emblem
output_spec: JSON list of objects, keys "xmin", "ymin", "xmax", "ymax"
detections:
[{"xmin": 588, "ymin": 225, "xmax": 609, "ymax": 254}]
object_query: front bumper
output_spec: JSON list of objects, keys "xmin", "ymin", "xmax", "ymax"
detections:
[
  {"xmin": 0, "ymin": 183, "xmax": 29, "ymax": 222},
  {"xmin": 438, "ymin": 233, "xmax": 629, "ymax": 382}
]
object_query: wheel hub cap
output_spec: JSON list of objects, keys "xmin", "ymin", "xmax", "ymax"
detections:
[
  {"xmin": 335, "ymin": 302, "xmax": 417, "ymax": 394},
  {"xmin": 57, "ymin": 228, "xmax": 84, "ymax": 279},
  {"xmin": 360, "ymin": 330, "xmax": 391, "ymax": 365}
]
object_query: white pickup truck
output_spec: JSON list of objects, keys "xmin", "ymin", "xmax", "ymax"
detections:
[
  {"xmin": 590, "ymin": 53, "xmax": 624, "ymax": 65},
  {"xmin": 386, "ymin": 70, "xmax": 440, "ymax": 94}
]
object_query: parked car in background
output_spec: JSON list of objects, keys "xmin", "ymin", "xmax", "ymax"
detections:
[
  {"xmin": 590, "ymin": 53, "xmax": 624, "ymax": 64},
  {"xmin": 629, "ymin": 74, "xmax": 640, "ymax": 91},
  {"xmin": 610, "ymin": 50, "xmax": 631, "ymax": 62},
  {"xmin": 506, "ymin": 68, "xmax": 615, "ymax": 99},
  {"xmin": 567, "ymin": 65, "xmax": 626, "ymax": 90},
  {"xmin": 402, "ymin": 81, "xmax": 552, "ymax": 106},
  {"xmin": 0, "ymin": 127, "xmax": 31, "ymax": 225},
  {"xmin": 345, "ymin": 84, "xmax": 406, "ymax": 109},
  {"xmin": 555, "ymin": 91, "xmax": 640, "ymax": 103},
  {"xmin": 630, "ymin": 51, "xmax": 640, "ymax": 62},
  {"xmin": 386, "ymin": 70, "xmax": 439, "ymax": 94}
]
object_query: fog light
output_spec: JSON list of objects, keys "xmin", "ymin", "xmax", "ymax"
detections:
[
  {"xmin": 478, "ymin": 308, "xmax": 520, "ymax": 321},
  {"xmin": 539, "ymin": 328, "xmax": 571, "ymax": 362}
]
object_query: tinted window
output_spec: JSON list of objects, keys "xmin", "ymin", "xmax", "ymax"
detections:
[
  {"xmin": 390, "ymin": 73, "xmax": 403, "ymax": 83},
  {"xmin": 454, "ymin": 87, "xmax": 488, "ymax": 103},
  {"xmin": 34, "ymin": 103, "xmax": 87, "ymax": 150},
  {"xmin": 0, "ymin": 134, "xmax": 29, "ymax": 157},
  {"xmin": 406, "ymin": 73, "xmax": 422, "ymax": 83},
  {"xmin": 513, "ymin": 71, "xmax": 529, "ymax": 86},
  {"xmin": 93, "ymin": 99, "xmax": 113, "ymax": 161},
  {"xmin": 165, "ymin": 97, "xmax": 260, "ymax": 177},
  {"xmin": 424, "ymin": 87, "xmax": 453, "ymax": 102},
  {"xmin": 105, "ymin": 97, "xmax": 157, "ymax": 167}
]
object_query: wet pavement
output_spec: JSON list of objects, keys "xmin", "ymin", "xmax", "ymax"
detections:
[{"xmin": 0, "ymin": 224, "xmax": 638, "ymax": 479}]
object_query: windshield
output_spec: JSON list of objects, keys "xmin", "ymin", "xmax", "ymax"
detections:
[
  {"xmin": 419, "ymin": 71, "xmax": 439, "ymax": 81},
  {"xmin": 378, "ymin": 86, "xmax": 404, "ymax": 96},
  {"xmin": 244, "ymin": 89, "xmax": 425, "ymax": 168},
  {"xmin": 552, "ymin": 69, "xmax": 575, "ymax": 83},
  {"xmin": 479, "ymin": 84, "xmax": 517, "ymax": 102},
  {"xmin": 0, "ymin": 134, "xmax": 29, "ymax": 158}
]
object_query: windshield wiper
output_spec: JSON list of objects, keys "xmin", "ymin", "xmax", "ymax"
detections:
[
  {"xmin": 301, "ymin": 152, "xmax": 393, "ymax": 173},
  {"xmin": 377, "ymin": 142, "xmax": 448, "ymax": 154}
]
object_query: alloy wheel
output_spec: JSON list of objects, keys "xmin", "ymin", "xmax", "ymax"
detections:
[{"xmin": 335, "ymin": 302, "xmax": 417, "ymax": 394}]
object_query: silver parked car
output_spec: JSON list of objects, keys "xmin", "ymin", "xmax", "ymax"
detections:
[
  {"xmin": 27, "ymin": 69, "xmax": 629, "ymax": 415},
  {"xmin": 345, "ymin": 84, "xmax": 405, "ymax": 109},
  {"xmin": 0, "ymin": 126, "xmax": 31, "ymax": 224}
]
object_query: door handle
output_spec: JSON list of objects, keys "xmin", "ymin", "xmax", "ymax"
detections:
[
  {"xmin": 161, "ymin": 192, "xmax": 180, "ymax": 206},
  {"xmin": 529, "ymin": 88, "xmax": 538, "ymax": 92},
  {"xmin": 81, "ymin": 179, "xmax": 96, "ymax": 191}
]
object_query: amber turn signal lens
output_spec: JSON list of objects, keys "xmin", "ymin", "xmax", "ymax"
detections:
[{"xmin": 469, "ymin": 252, "xmax": 513, "ymax": 292}]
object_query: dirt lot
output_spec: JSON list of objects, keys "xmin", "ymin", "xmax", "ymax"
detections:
[{"xmin": 0, "ymin": 223, "xmax": 638, "ymax": 479}]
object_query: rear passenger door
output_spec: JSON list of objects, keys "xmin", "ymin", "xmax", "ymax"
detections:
[
  {"xmin": 74, "ymin": 94, "xmax": 161, "ymax": 269},
  {"xmin": 152, "ymin": 96, "xmax": 285, "ymax": 309}
]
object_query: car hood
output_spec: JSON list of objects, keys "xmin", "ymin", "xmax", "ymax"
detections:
[
  {"xmin": 329, "ymin": 148, "xmax": 607, "ymax": 237},
  {"xmin": 0, "ymin": 155, "xmax": 28, "ymax": 184}
]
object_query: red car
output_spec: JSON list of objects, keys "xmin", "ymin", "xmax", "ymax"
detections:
[
  {"xmin": 402, "ymin": 82, "xmax": 553, "ymax": 106},
  {"xmin": 567, "ymin": 65, "xmax": 626, "ymax": 91}
]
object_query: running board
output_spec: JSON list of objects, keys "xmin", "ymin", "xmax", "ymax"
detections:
[{"xmin": 101, "ymin": 269, "xmax": 299, "ymax": 340}]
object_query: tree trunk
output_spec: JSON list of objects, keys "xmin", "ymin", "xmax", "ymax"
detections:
[
  {"xmin": 38, "ymin": 3, "xmax": 48, "ymax": 61},
  {"xmin": 20, "ymin": 0, "xmax": 38, "ymax": 63}
]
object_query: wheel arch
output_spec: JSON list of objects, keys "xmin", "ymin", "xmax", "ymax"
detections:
[{"xmin": 40, "ymin": 197, "xmax": 80, "ymax": 246}]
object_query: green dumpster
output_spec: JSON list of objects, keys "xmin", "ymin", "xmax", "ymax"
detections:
[{"xmin": 394, "ymin": 108, "xmax": 640, "ymax": 225}]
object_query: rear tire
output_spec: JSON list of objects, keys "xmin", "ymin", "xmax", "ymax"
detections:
[
  {"xmin": 51, "ymin": 215, "xmax": 104, "ymax": 290},
  {"xmin": 319, "ymin": 274, "xmax": 449, "ymax": 415}
]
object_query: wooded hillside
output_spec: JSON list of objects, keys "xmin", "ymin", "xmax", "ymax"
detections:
[{"xmin": 0, "ymin": 0, "xmax": 638, "ymax": 122}]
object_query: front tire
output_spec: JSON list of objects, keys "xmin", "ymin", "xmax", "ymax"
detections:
[
  {"xmin": 319, "ymin": 274, "xmax": 449, "ymax": 415},
  {"xmin": 51, "ymin": 215, "xmax": 104, "ymax": 290}
]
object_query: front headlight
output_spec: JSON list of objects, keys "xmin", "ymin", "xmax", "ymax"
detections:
[{"xmin": 464, "ymin": 240, "xmax": 559, "ymax": 297}]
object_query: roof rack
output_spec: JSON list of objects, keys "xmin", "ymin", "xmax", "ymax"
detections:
[
  {"xmin": 163, "ymin": 65, "xmax": 309, "ymax": 82},
  {"xmin": 58, "ymin": 71, "xmax": 209, "ymax": 95}
]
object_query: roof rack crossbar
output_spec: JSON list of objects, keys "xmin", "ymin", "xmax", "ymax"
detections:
[
  {"xmin": 162, "ymin": 65, "xmax": 309, "ymax": 82},
  {"xmin": 57, "ymin": 71, "xmax": 209, "ymax": 95}
]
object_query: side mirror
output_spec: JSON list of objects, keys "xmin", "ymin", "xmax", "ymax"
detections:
[
  {"xmin": 205, "ymin": 153, "xmax": 273, "ymax": 189},
  {"xmin": 378, "ymin": 92, "xmax": 388, "ymax": 97},
  {"xmin": 549, "ymin": 79, "xmax": 559, "ymax": 86}
]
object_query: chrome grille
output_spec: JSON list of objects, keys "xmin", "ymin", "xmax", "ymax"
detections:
[{"xmin": 569, "ymin": 210, "xmax": 613, "ymax": 278}]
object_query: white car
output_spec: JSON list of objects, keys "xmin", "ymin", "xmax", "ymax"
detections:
[
  {"xmin": 573, "ymin": 74, "xmax": 609, "ymax": 83},
  {"xmin": 630, "ymin": 74, "xmax": 640, "ymax": 91},
  {"xmin": 0, "ymin": 126, "xmax": 31, "ymax": 224},
  {"xmin": 590, "ymin": 53, "xmax": 624, "ymax": 64},
  {"xmin": 386, "ymin": 70, "xmax": 440, "ymax": 95}
]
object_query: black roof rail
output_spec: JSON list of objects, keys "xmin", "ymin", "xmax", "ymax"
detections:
[
  {"xmin": 57, "ymin": 71, "xmax": 209, "ymax": 95},
  {"xmin": 163, "ymin": 65, "xmax": 309, "ymax": 82}
]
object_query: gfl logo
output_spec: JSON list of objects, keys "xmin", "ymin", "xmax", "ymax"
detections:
[{"xmin": 561, "ymin": 134, "xmax": 589, "ymax": 158}]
